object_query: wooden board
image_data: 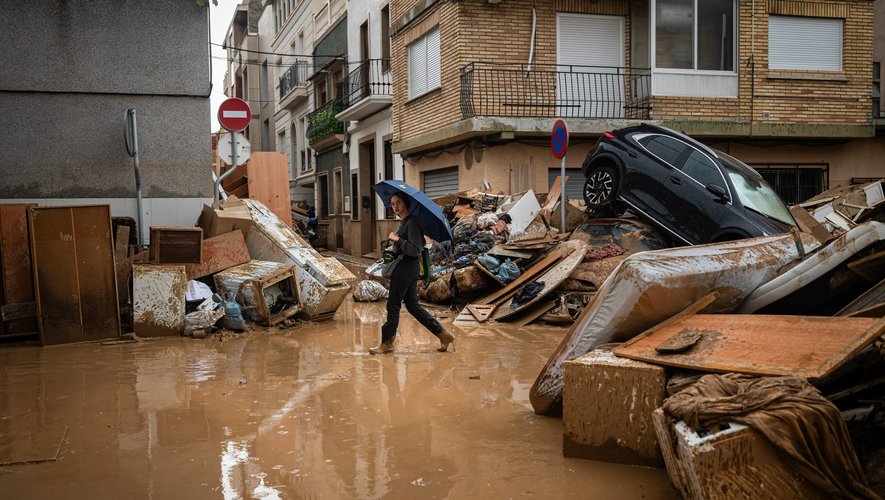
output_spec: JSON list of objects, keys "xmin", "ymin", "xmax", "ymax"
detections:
[
  {"xmin": 184, "ymin": 229, "xmax": 251, "ymax": 280},
  {"xmin": 492, "ymin": 240, "xmax": 587, "ymax": 321},
  {"xmin": 512, "ymin": 301, "xmax": 557, "ymax": 327},
  {"xmin": 613, "ymin": 314, "xmax": 885, "ymax": 379},
  {"xmin": 30, "ymin": 205, "xmax": 121, "ymax": 345},
  {"xmin": 789, "ymin": 205, "xmax": 833, "ymax": 243},
  {"xmin": 836, "ymin": 278, "xmax": 885, "ymax": 316},
  {"xmin": 149, "ymin": 226, "xmax": 202, "ymax": 264},
  {"xmin": 0, "ymin": 204, "xmax": 37, "ymax": 335},
  {"xmin": 473, "ymin": 260, "xmax": 506, "ymax": 287},
  {"xmin": 475, "ymin": 243, "xmax": 573, "ymax": 306},
  {"xmin": 848, "ymin": 249, "xmax": 885, "ymax": 282},
  {"xmin": 245, "ymin": 152, "xmax": 293, "ymax": 227}
]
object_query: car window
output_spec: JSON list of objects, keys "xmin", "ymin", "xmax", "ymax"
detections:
[
  {"xmin": 681, "ymin": 150, "xmax": 726, "ymax": 189},
  {"xmin": 723, "ymin": 164, "xmax": 795, "ymax": 226},
  {"xmin": 637, "ymin": 135, "xmax": 687, "ymax": 166}
]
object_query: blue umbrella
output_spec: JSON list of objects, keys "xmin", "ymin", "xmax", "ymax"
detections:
[{"xmin": 372, "ymin": 180, "xmax": 452, "ymax": 242}]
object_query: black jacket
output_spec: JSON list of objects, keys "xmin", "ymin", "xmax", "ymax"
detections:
[{"xmin": 391, "ymin": 215, "xmax": 423, "ymax": 278}]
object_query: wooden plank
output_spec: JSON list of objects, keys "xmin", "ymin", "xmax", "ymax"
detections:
[
  {"xmin": 789, "ymin": 205, "xmax": 833, "ymax": 243},
  {"xmin": 184, "ymin": 229, "xmax": 251, "ymax": 280},
  {"xmin": 31, "ymin": 206, "xmax": 120, "ymax": 345},
  {"xmin": 0, "ymin": 204, "xmax": 38, "ymax": 335},
  {"xmin": 486, "ymin": 246, "xmax": 533, "ymax": 259},
  {"xmin": 542, "ymin": 175, "xmax": 567, "ymax": 213},
  {"xmin": 847, "ymin": 249, "xmax": 885, "ymax": 282},
  {"xmin": 475, "ymin": 244, "xmax": 572, "ymax": 306},
  {"xmin": 245, "ymin": 152, "xmax": 293, "ymax": 227},
  {"xmin": 149, "ymin": 226, "xmax": 203, "ymax": 264},
  {"xmin": 466, "ymin": 304, "xmax": 496, "ymax": 322},
  {"xmin": 512, "ymin": 301, "xmax": 557, "ymax": 327},
  {"xmin": 613, "ymin": 314, "xmax": 885, "ymax": 379},
  {"xmin": 846, "ymin": 301, "xmax": 885, "ymax": 318},
  {"xmin": 493, "ymin": 240, "xmax": 586, "ymax": 321},
  {"xmin": 473, "ymin": 260, "xmax": 506, "ymax": 287},
  {"xmin": 114, "ymin": 225, "xmax": 131, "ymax": 309},
  {"xmin": 836, "ymin": 278, "xmax": 885, "ymax": 316}
]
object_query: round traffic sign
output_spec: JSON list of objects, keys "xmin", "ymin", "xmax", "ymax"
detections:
[
  {"xmin": 217, "ymin": 132, "xmax": 251, "ymax": 166},
  {"xmin": 218, "ymin": 97, "xmax": 252, "ymax": 132},
  {"xmin": 551, "ymin": 119, "xmax": 568, "ymax": 159}
]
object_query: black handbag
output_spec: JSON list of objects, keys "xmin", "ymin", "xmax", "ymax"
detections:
[{"xmin": 381, "ymin": 255, "xmax": 400, "ymax": 279}]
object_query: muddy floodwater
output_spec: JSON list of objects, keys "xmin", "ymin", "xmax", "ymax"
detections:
[{"xmin": 0, "ymin": 298, "xmax": 675, "ymax": 499}]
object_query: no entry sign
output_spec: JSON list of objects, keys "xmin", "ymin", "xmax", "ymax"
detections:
[
  {"xmin": 551, "ymin": 119, "xmax": 568, "ymax": 159},
  {"xmin": 218, "ymin": 98, "xmax": 252, "ymax": 132}
]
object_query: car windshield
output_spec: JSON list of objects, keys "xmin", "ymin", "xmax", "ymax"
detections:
[{"xmin": 719, "ymin": 156, "xmax": 795, "ymax": 226}]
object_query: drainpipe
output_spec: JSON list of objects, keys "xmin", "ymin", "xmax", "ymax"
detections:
[
  {"xmin": 527, "ymin": 0, "xmax": 537, "ymax": 74},
  {"xmin": 124, "ymin": 108, "xmax": 146, "ymax": 249}
]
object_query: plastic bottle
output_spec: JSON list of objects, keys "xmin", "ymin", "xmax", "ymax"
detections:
[{"xmin": 222, "ymin": 292, "xmax": 246, "ymax": 332}]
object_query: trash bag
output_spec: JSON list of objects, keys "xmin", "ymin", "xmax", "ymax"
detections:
[
  {"xmin": 510, "ymin": 281, "xmax": 545, "ymax": 309},
  {"xmin": 353, "ymin": 280, "xmax": 389, "ymax": 302},
  {"xmin": 495, "ymin": 259, "xmax": 521, "ymax": 283},
  {"xmin": 221, "ymin": 292, "xmax": 246, "ymax": 331},
  {"xmin": 477, "ymin": 253, "xmax": 501, "ymax": 272},
  {"xmin": 184, "ymin": 296, "xmax": 225, "ymax": 335}
]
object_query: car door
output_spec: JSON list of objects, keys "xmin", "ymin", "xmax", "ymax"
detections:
[
  {"xmin": 627, "ymin": 134, "xmax": 691, "ymax": 240},
  {"xmin": 671, "ymin": 149, "xmax": 732, "ymax": 242}
]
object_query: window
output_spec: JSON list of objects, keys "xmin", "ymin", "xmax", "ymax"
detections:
[
  {"xmin": 873, "ymin": 62, "xmax": 880, "ymax": 117},
  {"xmin": 260, "ymin": 61, "xmax": 269, "ymax": 103},
  {"xmin": 681, "ymin": 150, "xmax": 725, "ymax": 188},
  {"xmin": 655, "ymin": 0, "xmax": 734, "ymax": 71},
  {"xmin": 753, "ymin": 165, "xmax": 828, "ymax": 205},
  {"xmin": 318, "ymin": 174, "xmax": 330, "ymax": 219},
  {"xmin": 383, "ymin": 141, "xmax": 395, "ymax": 219},
  {"xmin": 261, "ymin": 119, "xmax": 270, "ymax": 151},
  {"xmin": 769, "ymin": 16, "xmax": 842, "ymax": 71},
  {"xmin": 381, "ymin": 5, "xmax": 391, "ymax": 72},
  {"xmin": 422, "ymin": 167, "xmax": 458, "ymax": 198},
  {"xmin": 408, "ymin": 26, "xmax": 441, "ymax": 99},
  {"xmin": 637, "ymin": 134, "xmax": 687, "ymax": 166}
]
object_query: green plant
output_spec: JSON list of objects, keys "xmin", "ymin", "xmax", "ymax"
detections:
[{"xmin": 307, "ymin": 106, "xmax": 344, "ymax": 143}]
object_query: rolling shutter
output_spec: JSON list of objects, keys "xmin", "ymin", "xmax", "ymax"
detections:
[
  {"xmin": 769, "ymin": 16, "xmax": 842, "ymax": 71},
  {"xmin": 423, "ymin": 167, "xmax": 459, "ymax": 199},
  {"xmin": 548, "ymin": 169, "xmax": 583, "ymax": 201}
]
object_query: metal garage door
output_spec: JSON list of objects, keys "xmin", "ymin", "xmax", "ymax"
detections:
[
  {"xmin": 548, "ymin": 168, "xmax": 583, "ymax": 201},
  {"xmin": 423, "ymin": 167, "xmax": 459, "ymax": 198}
]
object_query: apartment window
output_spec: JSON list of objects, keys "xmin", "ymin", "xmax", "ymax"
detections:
[
  {"xmin": 873, "ymin": 62, "xmax": 881, "ymax": 117},
  {"xmin": 656, "ymin": 0, "xmax": 734, "ymax": 71},
  {"xmin": 260, "ymin": 61, "xmax": 269, "ymax": 104},
  {"xmin": 290, "ymin": 123, "xmax": 298, "ymax": 173},
  {"xmin": 769, "ymin": 16, "xmax": 842, "ymax": 71},
  {"xmin": 242, "ymin": 68, "xmax": 249, "ymax": 100},
  {"xmin": 381, "ymin": 5, "xmax": 391, "ymax": 72},
  {"xmin": 261, "ymin": 119, "xmax": 270, "ymax": 151},
  {"xmin": 408, "ymin": 26, "xmax": 441, "ymax": 99},
  {"xmin": 753, "ymin": 165, "xmax": 828, "ymax": 205},
  {"xmin": 278, "ymin": 129, "xmax": 288, "ymax": 175}
]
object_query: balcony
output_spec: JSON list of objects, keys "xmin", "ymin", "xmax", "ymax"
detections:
[
  {"xmin": 459, "ymin": 62, "xmax": 651, "ymax": 120},
  {"xmin": 307, "ymin": 99, "xmax": 345, "ymax": 150},
  {"xmin": 336, "ymin": 59, "xmax": 392, "ymax": 122},
  {"xmin": 278, "ymin": 60, "xmax": 312, "ymax": 110}
]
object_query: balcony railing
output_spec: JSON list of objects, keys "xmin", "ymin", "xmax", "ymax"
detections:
[
  {"xmin": 307, "ymin": 99, "xmax": 345, "ymax": 144},
  {"xmin": 340, "ymin": 59, "xmax": 392, "ymax": 108},
  {"xmin": 279, "ymin": 60, "xmax": 312, "ymax": 100},
  {"xmin": 460, "ymin": 62, "xmax": 651, "ymax": 120}
]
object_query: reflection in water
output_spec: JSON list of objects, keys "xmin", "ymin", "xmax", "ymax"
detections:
[{"xmin": 0, "ymin": 297, "xmax": 675, "ymax": 499}]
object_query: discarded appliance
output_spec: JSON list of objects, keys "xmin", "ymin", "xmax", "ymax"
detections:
[
  {"xmin": 800, "ymin": 179, "xmax": 884, "ymax": 233},
  {"xmin": 529, "ymin": 232, "xmax": 820, "ymax": 416},
  {"xmin": 562, "ymin": 345, "xmax": 665, "ymax": 467},
  {"xmin": 30, "ymin": 205, "xmax": 121, "ymax": 345},
  {"xmin": 133, "ymin": 264, "xmax": 186, "ymax": 337},
  {"xmin": 497, "ymin": 189, "xmax": 541, "ymax": 235},
  {"xmin": 214, "ymin": 260, "xmax": 301, "ymax": 326},
  {"xmin": 148, "ymin": 226, "xmax": 202, "ymax": 264},
  {"xmin": 199, "ymin": 198, "xmax": 354, "ymax": 320},
  {"xmin": 738, "ymin": 221, "xmax": 885, "ymax": 314},
  {"xmin": 184, "ymin": 296, "xmax": 224, "ymax": 335}
]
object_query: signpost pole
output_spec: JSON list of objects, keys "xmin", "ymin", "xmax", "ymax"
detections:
[
  {"xmin": 215, "ymin": 132, "xmax": 239, "ymax": 201},
  {"xmin": 215, "ymin": 97, "xmax": 252, "ymax": 201},
  {"xmin": 560, "ymin": 155, "xmax": 566, "ymax": 231}
]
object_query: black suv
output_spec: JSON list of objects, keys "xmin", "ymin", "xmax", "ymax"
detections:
[{"xmin": 581, "ymin": 124, "xmax": 796, "ymax": 245}]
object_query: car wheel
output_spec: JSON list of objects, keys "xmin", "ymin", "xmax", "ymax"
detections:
[{"xmin": 583, "ymin": 165, "xmax": 619, "ymax": 209}]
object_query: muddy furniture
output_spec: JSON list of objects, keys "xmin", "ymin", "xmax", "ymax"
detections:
[
  {"xmin": 651, "ymin": 408, "xmax": 826, "ymax": 499},
  {"xmin": 562, "ymin": 345, "xmax": 666, "ymax": 467},
  {"xmin": 149, "ymin": 226, "xmax": 203, "ymax": 264},
  {"xmin": 133, "ymin": 265, "xmax": 187, "ymax": 337},
  {"xmin": 214, "ymin": 260, "xmax": 301, "ymax": 326}
]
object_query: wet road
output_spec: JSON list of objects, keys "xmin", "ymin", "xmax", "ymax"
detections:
[{"xmin": 0, "ymin": 298, "xmax": 675, "ymax": 499}]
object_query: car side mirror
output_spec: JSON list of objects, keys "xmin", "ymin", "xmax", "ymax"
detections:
[{"xmin": 706, "ymin": 184, "xmax": 729, "ymax": 201}]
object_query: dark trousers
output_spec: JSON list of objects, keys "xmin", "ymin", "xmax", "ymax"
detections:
[{"xmin": 381, "ymin": 271, "xmax": 442, "ymax": 342}]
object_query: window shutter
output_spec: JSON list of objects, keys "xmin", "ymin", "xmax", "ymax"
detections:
[
  {"xmin": 408, "ymin": 37, "xmax": 427, "ymax": 98},
  {"xmin": 423, "ymin": 167, "xmax": 459, "ymax": 198},
  {"xmin": 769, "ymin": 16, "xmax": 842, "ymax": 71},
  {"xmin": 426, "ymin": 27, "xmax": 441, "ymax": 90}
]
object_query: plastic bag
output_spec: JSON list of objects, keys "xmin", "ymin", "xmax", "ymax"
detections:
[
  {"xmin": 221, "ymin": 292, "xmax": 246, "ymax": 331},
  {"xmin": 353, "ymin": 280, "xmax": 389, "ymax": 302},
  {"xmin": 185, "ymin": 296, "xmax": 225, "ymax": 335},
  {"xmin": 477, "ymin": 253, "xmax": 501, "ymax": 272},
  {"xmin": 495, "ymin": 258, "xmax": 521, "ymax": 283}
]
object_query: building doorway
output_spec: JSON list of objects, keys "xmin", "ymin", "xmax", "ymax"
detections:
[{"xmin": 359, "ymin": 139, "xmax": 377, "ymax": 256}]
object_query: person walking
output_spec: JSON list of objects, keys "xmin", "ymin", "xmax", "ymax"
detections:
[{"xmin": 369, "ymin": 193, "xmax": 455, "ymax": 355}]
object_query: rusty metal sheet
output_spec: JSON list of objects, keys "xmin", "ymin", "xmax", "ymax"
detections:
[
  {"xmin": 184, "ymin": 229, "xmax": 250, "ymax": 280},
  {"xmin": 30, "ymin": 205, "xmax": 120, "ymax": 345},
  {"xmin": 613, "ymin": 314, "xmax": 885, "ymax": 379},
  {"xmin": 0, "ymin": 204, "xmax": 37, "ymax": 335},
  {"xmin": 492, "ymin": 240, "xmax": 587, "ymax": 321},
  {"xmin": 133, "ymin": 265, "xmax": 186, "ymax": 337}
]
